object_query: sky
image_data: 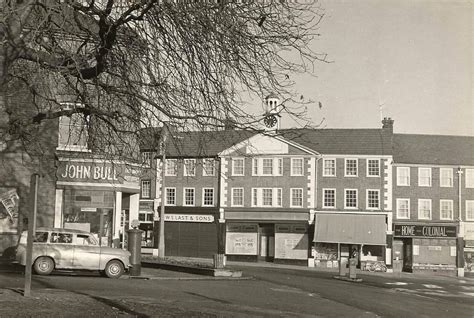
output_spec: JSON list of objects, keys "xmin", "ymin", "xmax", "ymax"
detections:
[{"xmin": 279, "ymin": 0, "xmax": 473, "ymax": 136}]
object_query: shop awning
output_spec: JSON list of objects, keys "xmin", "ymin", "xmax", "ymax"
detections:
[{"xmin": 313, "ymin": 213, "xmax": 386, "ymax": 245}]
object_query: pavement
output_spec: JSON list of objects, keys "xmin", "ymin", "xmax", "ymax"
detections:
[{"xmin": 0, "ymin": 256, "xmax": 473, "ymax": 317}]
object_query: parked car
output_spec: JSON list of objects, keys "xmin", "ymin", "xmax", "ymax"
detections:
[{"xmin": 15, "ymin": 227, "xmax": 131, "ymax": 278}]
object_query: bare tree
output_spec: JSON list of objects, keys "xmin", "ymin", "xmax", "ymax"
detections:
[{"xmin": 0, "ymin": 0, "xmax": 326, "ymax": 161}]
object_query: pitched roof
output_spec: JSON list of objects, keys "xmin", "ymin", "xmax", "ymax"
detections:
[
  {"xmin": 140, "ymin": 128, "xmax": 257, "ymax": 157},
  {"xmin": 393, "ymin": 134, "xmax": 474, "ymax": 166},
  {"xmin": 279, "ymin": 128, "xmax": 393, "ymax": 156}
]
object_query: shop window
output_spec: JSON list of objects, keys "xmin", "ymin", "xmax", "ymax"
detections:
[
  {"xmin": 344, "ymin": 189, "xmax": 358, "ymax": 209},
  {"xmin": 396, "ymin": 198, "xmax": 410, "ymax": 219},
  {"xmin": 323, "ymin": 159, "xmax": 336, "ymax": 177},
  {"xmin": 202, "ymin": 188, "xmax": 214, "ymax": 206},
  {"xmin": 202, "ymin": 159, "xmax": 216, "ymax": 176},
  {"xmin": 466, "ymin": 200, "xmax": 474, "ymax": 221},
  {"xmin": 466, "ymin": 169, "xmax": 474, "ymax": 188},
  {"xmin": 366, "ymin": 190, "xmax": 380, "ymax": 210},
  {"xmin": 367, "ymin": 159, "xmax": 380, "ymax": 177},
  {"xmin": 314, "ymin": 242, "xmax": 338, "ymax": 261},
  {"xmin": 232, "ymin": 158, "xmax": 244, "ymax": 176},
  {"xmin": 361, "ymin": 245, "xmax": 383, "ymax": 262},
  {"xmin": 139, "ymin": 211, "xmax": 153, "ymax": 222},
  {"xmin": 418, "ymin": 199, "xmax": 432, "ymax": 220},
  {"xmin": 165, "ymin": 159, "xmax": 177, "ymax": 176},
  {"xmin": 165, "ymin": 187, "xmax": 176, "ymax": 205},
  {"xmin": 231, "ymin": 188, "xmax": 244, "ymax": 207},
  {"xmin": 184, "ymin": 188, "xmax": 195, "ymax": 206},
  {"xmin": 345, "ymin": 158, "xmax": 358, "ymax": 177},
  {"xmin": 440, "ymin": 200, "xmax": 453, "ymax": 220},
  {"xmin": 418, "ymin": 167, "xmax": 431, "ymax": 187},
  {"xmin": 290, "ymin": 188, "xmax": 303, "ymax": 207},
  {"xmin": 291, "ymin": 158, "xmax": 304, "ymax": 176},
  {"xmin": 440, "ymin": 168, "xmax": 453, "ymax": 187},
  {"xmin": 397, "ymin": 167, "xmax": 410, "ymax": 186},
  {"xmin": 323, "ymin": 189, "xmax": 336, "ymax": 208},
  {"xmin": 184, "ymin": 159, "xmax": 196, "ymax": 176},
  {"xmin": 141, "ymin": 180, "xmax": 151, "ymax": 198}
]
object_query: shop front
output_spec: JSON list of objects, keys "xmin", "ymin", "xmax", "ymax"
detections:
[
  {"xmin": 56, "ymin": 159, "xmax": 140, "ymax": 248},
  {"xmin": 313, "ymin": 213, "xmax": 387, "ymax": 269},
  {"xmin": 393, "ymin": 223, "xmax": 457, "ymax": 275},
  {"xmin": 224, "ymin": 210, "xmax": 310, "ymax": 265},
  {"xmin": 155, "ymin": 207, "xmax": 219, "ymax": 258},
  {"xmin": 463, "ymin": 222, "xmax": 474, "ymax": 274}
]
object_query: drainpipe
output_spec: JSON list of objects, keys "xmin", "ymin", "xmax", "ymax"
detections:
[{"xmin": 457, "ymin": 167, "xmax": 464, "ymax": 277}]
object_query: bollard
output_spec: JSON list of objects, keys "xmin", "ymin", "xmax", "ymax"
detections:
[
  {"xmin": 127, "ymin": 228, "xmax": 143, "ymax": 276},
  {"xmin": 339, "ymin": 258, "xmax": 348, "ymax": 277},
  {"xmin": 213, "ymin": 253, "xmax": 225, "ymax": 269}
]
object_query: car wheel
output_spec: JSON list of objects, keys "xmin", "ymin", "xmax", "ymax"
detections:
[
  {"xmin": 34, "ymin": 257, "xmax": 54, "ymax": 275},
  {"xmin": 104, "ymin": 260, "xmax": 124, "ymax": 279}
]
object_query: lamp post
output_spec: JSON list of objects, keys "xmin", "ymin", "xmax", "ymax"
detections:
[
  {"xmin": 457, "ymin": 168, "xmax": 465, "ymax": 277},
  {"xmin": 158, "ymin": 124, "xmax": 168, "ymax": 259}
]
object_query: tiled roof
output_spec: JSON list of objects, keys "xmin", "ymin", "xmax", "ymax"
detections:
[
  {"xmin": 279, "ymin": 128, "xmax": 393, "ymax": 155},
  {"xmin": 393, "ymin": 134, "xmax": 474, "ymax": 166},
  {"xmin": 140, "ymin": 128, "xmax": 257, "ymax": 157}
]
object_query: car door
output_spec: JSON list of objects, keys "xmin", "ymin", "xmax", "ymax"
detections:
[
  {"xmin": 73, "ymin": 233, "xmax": 101, "ymax": 270},
  {"xmin": 49, "ymin": 232, "xmax": 74, "ymax": 268}
]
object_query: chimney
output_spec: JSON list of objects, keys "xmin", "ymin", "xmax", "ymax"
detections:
[{"xmin": 382, "ymin": 117, "xmax": 394, "ymax": 132}]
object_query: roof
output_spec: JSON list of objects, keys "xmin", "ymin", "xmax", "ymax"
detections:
[
  {"xmin": 393, "ymin": 134, "xmax": 474, "ymax": 166},
  {"xmin": 140, "ymin": 128, "xmax": 257, "ymax": 157},
  {"xmin": 279, "ymin": 128, "xmax": 393, "ymax": 156}
]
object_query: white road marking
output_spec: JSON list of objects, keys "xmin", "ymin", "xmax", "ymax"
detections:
[
  {"xmin": 385, "ymin": 282, "xmax": 409, "ymax": 286},
  {"xmin": 461, "ymin": 292, "xmax": 474, "ymax": 297},
  {"xmin": 422, "ymin": 284, "xmax": 442, "ymax": 289},
  {"xmin": 460, "ymin": 286, "xmax": 474, "ymax": 291}
]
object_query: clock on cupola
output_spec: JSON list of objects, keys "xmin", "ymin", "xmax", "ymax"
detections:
[{"xmin": 263, "ymin": 93, "xmax": 281, "ymax": 131}]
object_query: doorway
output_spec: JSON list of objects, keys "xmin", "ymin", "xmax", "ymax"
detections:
[{"xmin": 258, "ymin": 224, "xmax": 274, "ymax": 262}]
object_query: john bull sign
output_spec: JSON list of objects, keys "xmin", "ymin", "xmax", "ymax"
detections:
[
  {"xmin": 394, "ymin": 224, "xmax": 457, "ymax": 238},
  {"xmin": 57, "ymin": 161, "xmax": 125, "ymax": 183}
]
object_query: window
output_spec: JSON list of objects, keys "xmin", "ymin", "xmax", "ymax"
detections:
[
  {"xmin": 291, "ymin": 188, "xmax": 303, "ymax": 207},
  {"xmin": 440, "ymin": 168, "xmax": 453, "ymax": 187},
  {"xmin": 440, "ymin": 200, "xmax": 453, "ymax": 220},
  {"xmin": 231, "ymin": 188, "xmax": 244, "ymax": 206},
  {"xmin": 165, "ymin": 188, "xmax": 176, "ymax": 205},
  {"xmin": 367, "ymin": 159, "xmax": 380, "ymax": 177},
  {"xmin": 291, "ymin": 158, "xmax": 304, "ymax": 176},
  {"xmin": 345, "ymin": 159, "xmax": 358, "ymax": 177},
  {"xmin": 466, "ymin": 200, "xmax": 474, "ymax": 221},
  {"xmin": 165, "ymin": 159, "xmax": 177, "ymax": 176},
  {"xmin": 323, "ymin": 159, "xmax": 336, "ymax": 177},
  {"xmin": 51, "ymin": 232, "xmax": 72, "ymax": 244},
  {"xmin": 262, "ymin": 188, "xmax": 273, "ymax": 206},
  {"xmin": 418, "ymin": 199, "xmax": 432, "ymax": 220},
  {"xmin": 139, "ymin": 210, "xmax": 154, "ymax": 222},
  {"xmin": 141, "ymin": 152, "xmax": 152, "ymax": 167},
  {"xmin": 232, "ymin": 158, "xmax": 244, "ymax": 176},
  {"xmin": 183, "ymin": 188, "xmax": 195, "ymax": 206},
  {"xmin": 202, "ymin": 188, "xmax": 214, "ymax": 206},
  {"xmin": 202, "ymin": 159, "xmax": 216, "ymax": 176},
  {"xmin": 323, "ymin": 189, "xmax": 336, "ymax": 208},
  {"xmin": 262, "ymin": 159, "xmax": 273, "ymax": 175},
  {"xmin": 252, "ymin": 158, "xmax": 259, "ymax": 176},
  {"xmin": 418, "ymin": 168, "xmax": 431, "ymax": 187},
  {"xmin": 251, "ymin": 188, "xmax": 282, "ymax": 207},
  {"xmin": 77, "ymin": 234, "xmax": 97, "ymax": 246},
  {"xmin": 141, "ymin": 180, "xmax": 151, "ymax": 198},
  {"xmin": 344, "ymin": 189, "xmax": 358, "ymax": 209},
  {"xmin": 57, "ymin": 102, "xmax": 89, "ymax": 151},
  {"xmin": 396, "ymin": 199, "xmax": 410, "ymax": 219},
  {"xmin": 183, "ymin": 159, "xmax": 196, "ymax": 176},
  {"xmin": 466, "ymin": 169, "xmax": 474, "ymax": 188},
  {"xmin": 366, "ymin": 190, "xmax": 380, "ymax": 209},
  {"xmin": 397, "ymin": 167, "xmax": 410, "ymax": 186},
  {"xmin": 277, "ymin": 158, "xmax": 283, "ymax": 176}
]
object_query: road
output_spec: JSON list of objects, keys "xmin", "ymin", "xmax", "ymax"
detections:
[{"xmin": 0, "ymin": 265, "xmax": 473, "ymax": 317}]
